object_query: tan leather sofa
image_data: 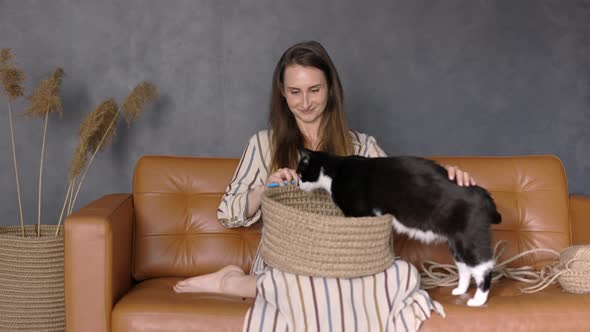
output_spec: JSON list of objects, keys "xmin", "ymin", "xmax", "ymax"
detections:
[{"xmin": 65, "ymin": 155, "xmax": 590, "ymax": 332}]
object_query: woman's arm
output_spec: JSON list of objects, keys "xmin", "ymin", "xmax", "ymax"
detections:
[
  {"xmin": 217, "ymin": 133, "xmax": 269, "ymax": 228},
  {"xmin": 246, "ymin": 185, "xmax": 265, "ymax": 219}
]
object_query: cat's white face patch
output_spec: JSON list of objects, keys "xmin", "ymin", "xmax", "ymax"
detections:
[
  {"xmin": 391, "ymin": 217, "xmax": 447, "ymax": 244},
  {"xmin": 299, "ymin": 167, "xmax": 333, "ymax": 194}
]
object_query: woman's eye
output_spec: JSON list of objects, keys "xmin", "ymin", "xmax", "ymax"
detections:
[
  {"xmin": 311, "ymin": 89, "xmax": 319, "ymax": 93},
  {"xmin": 290, "ymin": 91, "xmax": 299, "ymax": 95}
]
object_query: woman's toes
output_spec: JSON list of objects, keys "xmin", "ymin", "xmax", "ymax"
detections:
[{"xmin": 173, "ymin": 279, "xmax": 192, "ymax": 293}]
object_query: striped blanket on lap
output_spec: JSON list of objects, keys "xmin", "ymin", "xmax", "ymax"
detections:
[{"xmin": 243, "ymin": 260, "xmax": 445, "ymax": 332}]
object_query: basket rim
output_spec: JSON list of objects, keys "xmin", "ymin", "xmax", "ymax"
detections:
[
  {"xmin": 0, "ymin": 225, "xmax": 64, "ymax": 242},
  {"xmin": 262, "ymin": 186, "xmax": 392, "ymax": 224}
]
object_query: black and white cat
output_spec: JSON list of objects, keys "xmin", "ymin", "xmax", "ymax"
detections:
[{"xmin": 296, "ymin": 149, "xmax": 501, "ymax": 307}]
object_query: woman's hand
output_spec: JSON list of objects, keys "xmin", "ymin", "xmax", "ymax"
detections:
[
  {"xmin": 266, "ymin": 168, "xmax": 299, "ymax": 188},
  {"xmin": 444, "ymin": 165, "xmax": 476, "ymax": 186},
  {"xmin": 246, "ymin": 168, "xmax": 299, "ymax": 219}
]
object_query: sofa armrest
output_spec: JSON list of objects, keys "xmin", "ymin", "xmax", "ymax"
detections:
[
  {"xmin": 570, "ymin": 195, "xmax": 590, "ymax": 245},
  {"xmin": 65, "ymin": 194, "xmax": 134, "ymax": 332}
]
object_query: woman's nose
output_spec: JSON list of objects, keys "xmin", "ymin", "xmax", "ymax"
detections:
[{"xmin": 302, "ymin": 93, "xmax": 310, "ymax": 108}]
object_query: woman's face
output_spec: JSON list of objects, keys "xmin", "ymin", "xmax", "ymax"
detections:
[{"xmin": 282, "ymin": 64, "xmax": 329, "ymax": 128}]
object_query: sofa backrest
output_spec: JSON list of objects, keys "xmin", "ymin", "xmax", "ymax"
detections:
[
  {"xmin": 132, "ymin": 155, "xmax": 570, "ymax": 280},
  {"xmin": 132, "ymin": 156, "xmax": 261, "ymax": 281}
]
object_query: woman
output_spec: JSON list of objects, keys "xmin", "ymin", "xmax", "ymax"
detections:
[{"xmin": 173, "ymin": 41, "xmax": 475, "ymax": 298}]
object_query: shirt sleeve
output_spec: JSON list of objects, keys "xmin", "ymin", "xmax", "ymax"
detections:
[
  {"xmin": 363, "ymin": 135, "xmax": 388, "ymax": 158},
  {"xmin": 217, "ymin": 133, "xmax": 268, "ymax": 228}
]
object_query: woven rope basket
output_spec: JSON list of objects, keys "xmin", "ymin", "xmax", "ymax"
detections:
[
  {"xmin": 0, "ymin": 225, "xmax": 64, "ymax": 331},
  {"xmin": 556, "ymin": 245, "xmax": 590, "ymax": 294},
  {"xmin": 261, "ymin": 185, "xmax": 394, "ymax": 278}
]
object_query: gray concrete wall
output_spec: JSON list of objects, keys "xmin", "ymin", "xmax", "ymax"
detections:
[{"xmin": 0, "ymin": 0, "xmax": 588, "ymax": 226}]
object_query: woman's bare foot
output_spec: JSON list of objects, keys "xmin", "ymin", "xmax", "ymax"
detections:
[{"xmin": 173, "ymin": 265, "xmax": 250, "ymax": 295}]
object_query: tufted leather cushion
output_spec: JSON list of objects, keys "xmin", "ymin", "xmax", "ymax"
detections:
[
  {"xmin": 132, "ymin": 156, "xmax": 262, "ymax": 281},
  {"xmin": 396, "ymin": 155, "xmax": 571, "ymax": 269}
]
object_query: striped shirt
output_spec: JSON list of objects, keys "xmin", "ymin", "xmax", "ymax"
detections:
[{"xmin": 217, "ymin": 129, "xmax": 387, "ymax": 274}]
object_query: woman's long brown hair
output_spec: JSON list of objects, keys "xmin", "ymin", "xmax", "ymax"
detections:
[{"xmin": 269, "ymin": 41, "xmax": 353, "ymax": 172}]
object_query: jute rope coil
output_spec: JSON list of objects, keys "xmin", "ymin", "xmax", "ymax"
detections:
[
  {"xmin": 524, "ymin": 244, "xmax": 590, "ymax": 294},
  {"xmin": 0, "ymin": 225, "xmax": 64, "ymax": 331},
  {"xmin": 420, "ymin": 240, "xmax": 590, "ymax": 294},
  {"xmin": 261, "ymin": 185, "xmax": 394, "ymax": 278}
]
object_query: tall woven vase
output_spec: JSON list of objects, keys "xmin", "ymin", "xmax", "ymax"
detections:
[{"xmin": 0, "ymin": 225, "xmax": 64, "ymax": 331}]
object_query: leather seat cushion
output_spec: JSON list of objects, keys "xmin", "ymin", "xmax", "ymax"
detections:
[
  {"xmin": 422, "ymin": 280, "xmax": 590, "ymax": 332},
  {"xmin": 112, "ymin": 278, "xmax": 252, "ymax": 332}
]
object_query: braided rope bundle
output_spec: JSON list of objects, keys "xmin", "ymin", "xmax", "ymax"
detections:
[
  {"xmin": 420, "ymin": 240, "xmax": 590, "ymax": 294},
  {"xmin": 0, "ymin": 225, "xmax": 64, "ymax": 331},
  {"xmin": 261, "ymin": 185, "xmax": 394, "ymax": 278}
]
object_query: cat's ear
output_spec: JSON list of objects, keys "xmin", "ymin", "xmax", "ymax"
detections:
[{"xmin": 299, "ymin": 148, "xmax": 311, "ymax": 165}]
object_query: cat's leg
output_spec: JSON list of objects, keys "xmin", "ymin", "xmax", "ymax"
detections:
[
  {"xmin": 452, "ymin": 261, "xmax": 471, "ymax": 295},
  {"xmin": 448, "ymin": 240, "xmax": 471, "ymax": 295},
  {"xmin": 466, "ymin": 260, "xmax": 494, "ymax": 307}
]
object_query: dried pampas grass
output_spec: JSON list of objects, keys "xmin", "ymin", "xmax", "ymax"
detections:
[
  {"xmin": 122, "ymin": 81, "xmax": 158, "ymax": 126},
  {"xmin": 69, "ymin": 142, "xmax": 88, "ymax": 181},
  {"xmin": 64, "ymin": 81, "xmax": 157, "ymax": 218},
  {"xmin": 1, "ymin": 47, "xmax": 160, "ymax": 239},
  {"xmin": 0, "ymin": 48, "xmax": 26, "ymax": 100},
  {"xmin": 62, "ymin": 99, "xmax": 120, "ymax": 220},
  {"xmin": 79, "ymin": 99, "xmax": 119, "ymax": 153},
  {"xmin": 26, "ymin": 68, "xmax": 65, "ymax": 235},
  {"xmin": 26, "ymin": 68, "xmax": 64, "ymax": 118},
  {"xmin": 1, "ymin": 48, "xmax": 26, "ymax": 235}
]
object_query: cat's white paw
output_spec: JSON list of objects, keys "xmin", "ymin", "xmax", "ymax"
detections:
[
  {"xmin": 467, "ymin": 288, "xmax": 489, "ymax": 306},
  {"xmin": 452, "ymin": 287, "xmax": 467, "ymax": 296},
  {"xmin": 467, "ymin": 297, "xmax": 486, "ymax": 307}
]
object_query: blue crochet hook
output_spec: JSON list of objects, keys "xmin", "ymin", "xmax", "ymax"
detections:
[{"xmin": 266, "ymin": 180, "xmax": 297, "ymax": 188}]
